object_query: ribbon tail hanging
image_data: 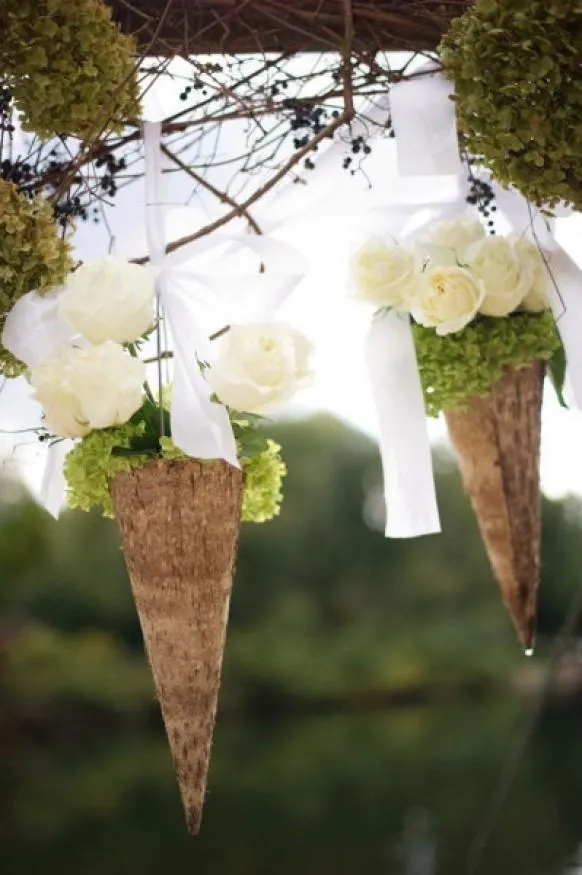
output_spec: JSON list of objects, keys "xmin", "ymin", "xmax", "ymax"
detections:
[
  {"xmin": 40, "ymin": 439, "xmax": 73, "ymax": 519},
  {"xmin": 494, "ymin": 183, "xmax": 582, "ymax": 411},
  {"xmin": 389, "ymin": 66, "xmax": 462, "ymax": 177},
  {"xmin": 142, "ymin": 120, "xmax": 238, "ymax": 464},
  {"xmin": 366, "ymin": 310, "xmax": 441, "ymax": 538}
]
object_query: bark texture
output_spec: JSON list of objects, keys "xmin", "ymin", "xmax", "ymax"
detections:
[
  {"xmin": 445, "ymin": 361, "xmax": 544, "ymax": 651},
  {"xmin": 110, "ymin": 458, "xmax": 244, "ymax": 833}
]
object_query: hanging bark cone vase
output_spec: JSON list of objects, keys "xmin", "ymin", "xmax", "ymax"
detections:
[
  {"xmin": 444, "ymin": 361, "xmax": 544, "ymax": 651},
  {"xmin": 110, "ymin": 458, "xmax": 244, "ymax": 834}
]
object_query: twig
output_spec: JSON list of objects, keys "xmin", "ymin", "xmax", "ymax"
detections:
[
  {"xmin": 133, "ymin": 109, "xmax": 354, "ymax": 264},
  {"xmin": 161, "ymin": 143, "xmax": 263, "ymax": 235}
]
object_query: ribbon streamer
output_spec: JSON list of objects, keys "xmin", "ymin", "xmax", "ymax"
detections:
[
  {"xmin": 358, "ymin": 66, "xmax": 467, "ymax": 539},
  {"xmin": 494, "ymin": 183, "xmax": 582, "ymax": 410},
  {"xmin": 143, "ymin": 120, "xmax": 239, "ymax": 466},
  {"xmin": 389, "ymin": 65, "xmax": 462, "ymax": 177},
  {"xmin": 366, "ymin": 310, "xmax": 440, "ymax": 538}
]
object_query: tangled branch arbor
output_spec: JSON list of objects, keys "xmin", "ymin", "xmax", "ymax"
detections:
[{"xmin": 108, "ymin": 0, "xmax": 471, "ymax": 55}]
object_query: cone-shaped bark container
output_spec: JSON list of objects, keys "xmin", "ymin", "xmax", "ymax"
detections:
[
  {"xmin": 444, "ymin": 361, "xmax": 544, "ymax": 651},
  {"xmin": 110, "ymin": 458, "xmax": 244, "ymax": 834}
]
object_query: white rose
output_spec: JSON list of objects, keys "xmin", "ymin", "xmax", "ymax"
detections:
[
  {"xmin": 410, "ymin": 266, "xmax": 485, "ymax": 336},
  {"xmin": 207, "ymin": 322, "xmax": 313, "ymax": 414},
  {"xmin": 510, "ymin": 236, "xmax": 550, "ymax": 313},
  {"xmin": 58, "ymin": 257, "xmax": 156, "ymax": 345},
  {"xmin": 30, "ymin": 341, "xmax": 145, "ymax": 438},
  {"xmin": 351, "ymin": 240, "xmax": 418, "ymax": 308},
  {"xmin": 426, "ymin": 216, "xmax": 486, "ymax": 259},
  {"xmin": 466, "ymin": 236, "xmax": 532, "ymax": 317}
]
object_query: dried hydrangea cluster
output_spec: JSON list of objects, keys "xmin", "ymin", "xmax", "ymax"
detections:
[
  {"xmin": 440, "ymin": 0, "xmax": 582, "ymax": 210},
  {"xmin": 351, "ymin": 216, "xmax": 560, "ymax": 414},
  {"xmin": 0, "ymin": 179, "xmax": 73, "ymax": 375},
  {"xmin": 0, "ymin": 0, "xmax": 140, "ymax": 138}
]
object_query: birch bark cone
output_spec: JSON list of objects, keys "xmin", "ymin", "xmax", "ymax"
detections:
[
  {"xmin": 110, "ymin": 458, "xmax": 244, "ymax": 834},
  {"xmin": 444, "ymin": 361, "xmax": 544, "ymax": 651}
]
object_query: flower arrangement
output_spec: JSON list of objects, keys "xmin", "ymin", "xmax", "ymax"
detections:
[
  {"xmin": 439, "ymin": 0, "xmax": 582, "ymax": 210},
  {"xmin": 352, "ymin": 214, "xmax": 562, "ymax": 650},
  {"xmin": 1, "ymin": 256, "xmax": 311, "ymax": 524},
  {"xmin": 352, "ymin": 215, "xmax": 560, "ymax": 416},
  {"xmin": 1, "ymin": 250, "xmax": 313, "ymax": 833},
  {"xmin": 0, "ymin": 0, "xmax": 140, "ymax": 138}
]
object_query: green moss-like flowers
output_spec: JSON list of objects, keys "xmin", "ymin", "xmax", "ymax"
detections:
[
  {"xmin": 439, "ymin": 0, "xmax": 582, "ymax": 210},
  {"xmin": 1, "ymin": 0, "xmax": 140, "ymax": 139},
  {"xmin": 64, "ymin": 428, "xmax": 287, "ymax": 523},
  {"xmin": 0, "ymin": 179, "xmax": 73, "ymax": 309},
  {"xmin": 63, "ymin": 425, "xmax": 150, "ymax": 519},
  {"xmin": 413, "ymin": 311, "xmax": 559, "ymax": 416},
  {"xmin": 0, "ymin": 179, "xmax": 73, "ymax": 376},
  {"xmin": 240, "ymin": 440, "xmax": 286, "ymax": 524}
]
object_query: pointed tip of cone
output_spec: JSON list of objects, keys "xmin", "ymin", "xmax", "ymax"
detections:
[
  {"xmin": 187, "ymin": 810, "xmax": 202, "ymax": 836},
  {"xmin": 514, "ymin": 611, "xmax": 536, "ymax": 654}
]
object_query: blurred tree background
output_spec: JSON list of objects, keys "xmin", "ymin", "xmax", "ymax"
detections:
[{"xmin": 2, "ymin": 415, "xmax": 582, "ymax": 874}]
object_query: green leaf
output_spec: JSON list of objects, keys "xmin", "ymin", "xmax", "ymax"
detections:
[
  {"xmin": 547, "ymin": 342, "xmax": 568, "ymax": 409},
  {"xmin": 235, "ymin": 424, "xmax": 269, "ymax": 458}
]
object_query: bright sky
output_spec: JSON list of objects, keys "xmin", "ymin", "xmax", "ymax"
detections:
[{"xmin": 3, "ymin": 55, "xmax": 582, "ymax": 506}]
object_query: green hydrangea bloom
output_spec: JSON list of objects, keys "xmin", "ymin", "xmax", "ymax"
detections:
[
  {"xmin": 0, "ymin": 179, "xmax": 73, "ymax": 308},
  {"xmin": 413, "ymin": 311, "xmax": 559, "ymax": 416},
  {"xmin": 64, "ymin": 429, "xmax": 287, "ymax": 524},
  {"xmin": 63, "ymin": 424, "xmax": 149, "ymax": 519},
  {"xmin": 0, "ymin": 349, "xmax": 28, "ymax": 378},
  {"xmin": 439, "ymin": 0, "xmax": 582, "ymax": 209},
  {"xmin": 159, "ymin": 435, "xmax": 187, "ymax": 461},
  {"xmin": 0, "ymin": 179, "xmax": 73, "ymax": 376},
  {"xmin": 1, "ymin": 0, "xmax": 140, "ymax": 139},
  {"xmin": 240, "ymin": 440, "xmax": 286, "ymax": 524}
]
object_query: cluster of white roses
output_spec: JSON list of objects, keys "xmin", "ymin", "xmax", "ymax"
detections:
[
  {"xmin": 351, "ymin": 217, "xmax": 549, "ymax": 336},
  {"xmin": 1, "ymin": 257, "xmax": 313, "ymax": 439}
]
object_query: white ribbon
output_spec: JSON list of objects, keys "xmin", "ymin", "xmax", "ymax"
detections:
[
  {"xmin": 143, "ymin": 120, "xmax": 239, "ymax": 465},
  {"xmin": 40, "ymin": 439, "xmax": 73, "ymax": 518},
  {"xmin": 389, "ymin": 65, "xmax": 462, "ymax": 177},
  {"xmin": 367, "ymin": 310, "xmax": 441, "ymax": 537},
  {"xmin": 494, "ymin": 183, "xmax": 582, "ymax": 410},
  {"xmin": 359, "ymin": 67, "xmax": 467, "ymax": 538}
]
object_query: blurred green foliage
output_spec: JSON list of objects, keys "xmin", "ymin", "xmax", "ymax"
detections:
[
  {"xmin": 1, "ymin": 414, "xmax": 581, "ymax": 718},
  {"xmin": 2, "ymin": 415, "xmax": 582, "ymax": 873}
]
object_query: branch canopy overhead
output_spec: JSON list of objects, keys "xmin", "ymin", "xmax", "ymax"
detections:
[{"xmin": 107, "ymin": 0, "xmax": 471, "ymax": 55}]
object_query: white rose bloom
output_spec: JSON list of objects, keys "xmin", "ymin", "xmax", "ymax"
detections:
[
  {"xmin": 510, "ymin": 236, "xmax": 550, "ymax": 313},
  {"xmin": 410, "ymin": 266, "xmax": 485, "ymax": 336},
  {"xmin": 423, "ymin": 216, "xmax": 486, "ymax": 263},
  {"xmin": 351, "ymin": 240, "xmax": 418, "ymax": 308},
  {"xmin": 466, "ymin": 235, "xmax": 533, "ymax": 317},
  {"xmin": 58, "ymin": 257, "xmax": 156, "ymax": 345},
  {"xmin": 30, "ymin": 341, "xmax": 145, "ymax": 438},
  {"xmin": 207, "ymin": 322, "xmax": 313, "ymax": 414}
]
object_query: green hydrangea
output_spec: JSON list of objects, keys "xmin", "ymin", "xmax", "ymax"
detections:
[
  {"xmin": 439, "ymin": 0, "xmax": 582, "ymax": 209},
  {"xmin": 240, "ymin": 440, "xmax": 286, "ymax": 524},
  {"xmin": 0, "ymin": 180, "xmax": 73, "ymax": 307},
  {"xmin": 0, "ymin": 179, "xmax": 73, "ymax": 375},
  {"xmin": 64, "ymin": 429, "xmax": 287, "ymax": 524},
  {"xmin": 413, "ymin": 311, "xmax": 559, "ymax": 416},
  {"xmin": 0, "ymin": 348, "xmax": 28, "ymax": 378},
  {"xmin": 1, "ymin": 0, "xmax": 140, "ymax": 139},
  {"xmin": 63, "ymin": 424, "xmax": 150, "ymax": 519}
]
